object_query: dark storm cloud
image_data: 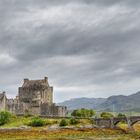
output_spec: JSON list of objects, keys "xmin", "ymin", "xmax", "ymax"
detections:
[{"xmin": 0, "ymin": 0, "xmax": 140, "ymax": 102}]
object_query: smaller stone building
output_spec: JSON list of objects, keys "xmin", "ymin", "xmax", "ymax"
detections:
[
  {"xmin": 0, "ymin": 92, "xmax": 7, "ymax": 111},
  {"xmin": 0, "ymin": 77, "xmax": 67, "ymax": 117}
]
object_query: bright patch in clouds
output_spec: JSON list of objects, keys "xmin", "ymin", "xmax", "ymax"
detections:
[{"xmin": 0, "ymin": 54, "xmax": 16, "ymax": 66}]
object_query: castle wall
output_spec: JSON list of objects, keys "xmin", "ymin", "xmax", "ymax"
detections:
[
  {"xmin": 43, "ymin": 87, "xmax": 53, "ymax": 104},
  {"xmin": 18, "ymin": 87, "xmax": 53, "ymax": 105},
  {"xmin": 7, "ymin": 99, "xmax": 18, "ymax": 113},
  {"xmin": 40, "ymin": 103, "xmax": 67, "ymax": 117},
  {"xmin": 56, "ymin": 106, "xmax": 67, "ymax": 117},
  {"xmin": 31, "ymin": 106, "xmax": 40, "ymax": 115},
  {"xmin": 40, "ymin": 103, "xmax": 53, "ymax": 116}
]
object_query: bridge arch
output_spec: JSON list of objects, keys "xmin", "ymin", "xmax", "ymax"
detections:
[
  {"xmin": 130, "ymin": 117, "xmax": 140, "ymax": 127},
  {"xmin": 131, "ymin": 120, "xmax": 140, "ymax": 126},
  {"xmin": 113, "ymin": 117, "xmax": 127, "ymax": 127},
  {"xmin": 94, "ymin": 116, "xmax": 140, "ymax": 129},
  {"xmin": 114, "ymin": 121, "xmax": 125, "ymax": 126}
]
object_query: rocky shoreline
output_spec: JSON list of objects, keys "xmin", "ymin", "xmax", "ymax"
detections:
[
  {"xmin": 0, "ymin": 124, "xmax": 102, "ymax": 131},
  {"xmin": 0, "ymin": 126, "xmax": 134, "ymax": 140}
]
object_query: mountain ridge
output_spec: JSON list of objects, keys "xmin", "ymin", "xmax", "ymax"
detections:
[{"xmin": 58, "ymin": 91, "xmax": 140, "ymax": 112}]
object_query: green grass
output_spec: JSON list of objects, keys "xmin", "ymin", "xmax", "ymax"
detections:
[
  {"xmin": 0, "ymin": 116, "xmax": 30, "ymax": 128},
  {"xmin": 0, "ymin": 116, "xmax": 97, "ymax": 129},
  {"xmin": 0, "ymin": 116, "xmax": 59, "ymax": 128}
]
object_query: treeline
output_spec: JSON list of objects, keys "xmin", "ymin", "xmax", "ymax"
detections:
[
  {"xmin": 71, "ymin": 108, "xmax": 95, "ymax": 117},
  {"xmin": 71, "ymin": 108, "xmax": 126, "ymax": 118}
]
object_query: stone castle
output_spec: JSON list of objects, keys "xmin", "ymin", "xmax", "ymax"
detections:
[{"xmin": 0, "ymin": 77, "xmax": 67, "ymax": 117}]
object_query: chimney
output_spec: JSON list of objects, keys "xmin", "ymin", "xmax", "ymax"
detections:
[
  {"xmin": 24, "ymin": 78, "xmax": 29, "ymax": 83},
  {"xmin": 44, "ymin": 77, "xmax": 48, "ymax": 82}
]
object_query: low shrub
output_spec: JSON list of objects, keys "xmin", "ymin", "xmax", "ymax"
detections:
[
  {"xmin": 59, "ymin": 119, "xmax": 68, "ymax": 127},
  {"xmin": 52, "ymin": 120, "xmax": 58, "ymax": 124},
  {"xmin": 24, "ymin": 114, "xmax": 32, "ymax": 118},
  {"xmin": 0, "ymin": 111, "xmax": 12, "ymax": 125},
  {"xmin": 118, "ymin": 113, "xmax": 126, "ymax": 118},
  {"xmin": 100, "ymin": 112, "xmax": 114, "ymax": 118},
  {"xmin": 28, "ymin": 117, "xmax": 45, "ymax": 127},
  {"xmin": 69, "ymin": 118, "xmax": 79, "ymax": 125}
]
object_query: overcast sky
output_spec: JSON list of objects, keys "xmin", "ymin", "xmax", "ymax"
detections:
[{"xmin": 0, "ymin": 0, "xmax": 140, "ymax": 102}]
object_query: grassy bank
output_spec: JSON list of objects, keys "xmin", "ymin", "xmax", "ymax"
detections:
[
  {"xmin": 0, "ymin": 116, "xmax": 140, "ymax": 139},
  {"xmin": 0, "ymin": 116, "xmax": 92, "ymax": 128}
]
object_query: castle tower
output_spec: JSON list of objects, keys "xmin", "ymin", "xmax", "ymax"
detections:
[
  {"xmin": 0, "ymin": 92, "xmax": 7, "ymax": 111},
  {"xmin": 18, "ymin": 77, "xmax": 53, "ymax": 115}
]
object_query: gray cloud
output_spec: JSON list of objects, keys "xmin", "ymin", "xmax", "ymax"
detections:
[{"xmin": 0, "ymin": 0, "xmax": 140, "ymax": 102}]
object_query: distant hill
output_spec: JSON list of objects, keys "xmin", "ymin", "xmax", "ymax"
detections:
[
  {"xmin": 97, "ymin": 91, "xmax": 140, "ymax": 112},
  {"xmin": 58, "ymin": 91, "xmax": 140, "ymax": 112},
  {"xmin": 58, "ymin": 97, "xmax": 106, "ymax": 110}
]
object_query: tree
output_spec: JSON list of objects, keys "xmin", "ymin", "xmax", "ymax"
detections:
[
  {"xmin": 71, "ymin": 110, "xmax": 77, "ymax": 117},
  {"xmin": 100, "ymin": 112, "xmax": 114, "ymax": 118},
  {"xmin": 0, "ymin": 111, "xmax": 12, "ymax": 125},
  {"xmin": 71, "ymin": 108, "xmax": 95, "ymax": 118},
  {"xmin": 28, "ymin": 117, "xmax": 45, "ymax": 127},
  {"xmin": 117, "ymin": 113, "xmax": 126, "ymax": 118},
  {"xmin": 59, "ymin": 119, "xmax": 68, "ymax": 126},
  {"xmin": 69, "ymin": 118, "xmax": 79, "ymax": 125}
]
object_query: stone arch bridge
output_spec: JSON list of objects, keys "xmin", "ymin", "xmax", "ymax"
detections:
[{"xmin": 95, "ymin": 116, "xmax": 140, "ymax": 129}]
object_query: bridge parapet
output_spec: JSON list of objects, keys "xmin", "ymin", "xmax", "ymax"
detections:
[
  {"xmin": 129, "ymin": 116, "xmax": 140, "ymax": 126},
  {"xmin": 95, "ymin": 118, "xmax": 112, "ymax": 128},
  {"xmin": 94, "ymin": 116, "xmax": 140, "ymax": 130}
]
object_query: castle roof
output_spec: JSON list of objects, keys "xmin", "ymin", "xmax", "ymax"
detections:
[{"xmin": 22, "ymin": 77, "xmax": 50, "ymax": 89}]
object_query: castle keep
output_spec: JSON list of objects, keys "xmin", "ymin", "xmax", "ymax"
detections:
[{"xmin": 0, "ymin": 77, "xmax": 67, "ymax": 117}]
